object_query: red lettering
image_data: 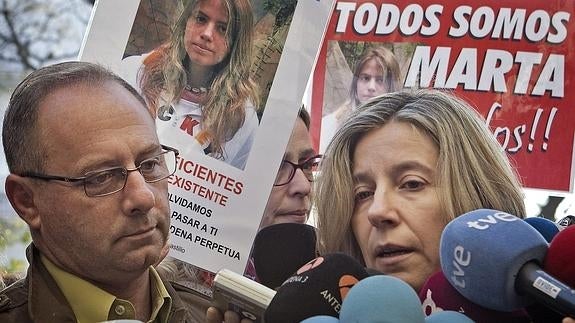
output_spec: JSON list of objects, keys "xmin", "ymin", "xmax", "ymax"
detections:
[{"xmin": 180, "ymin": 116, "xmax": 200, "ymax": 136}]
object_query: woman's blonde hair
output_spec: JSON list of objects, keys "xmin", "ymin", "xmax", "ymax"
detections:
[
  {"xmin": 315, "ymin": 89, "xmax": 525, "ymax": 264},
  {"xmin": 139, "ymin": 0, "xmax": 260, "ymax": 158}
]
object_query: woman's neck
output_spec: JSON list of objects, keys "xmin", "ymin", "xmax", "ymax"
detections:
[{"xmin": 186, "ymin": 62, "xmax": 215, "ymax": 89}]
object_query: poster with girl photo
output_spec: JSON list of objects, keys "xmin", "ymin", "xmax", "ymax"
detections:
[
  {"xmin": 80, "ymin": 0, "xmax": 335, "ymax": 278},
  {"xmin": 312, "ymin": 0, "xmax": 575, "ymax": 192},
  {"xmin": 121, "ymin": 0, "xmax": 303, "ymax": 170},
  {"xmin": 318, "ymin": 40, "xmax": 417, "ymax": 153}
]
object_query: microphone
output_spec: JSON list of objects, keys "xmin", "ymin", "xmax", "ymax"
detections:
[
  {"xmin": 522, "ymin": 217, "xmax": 568, "ymax": 323},
  {"xmin": 544, "ymin": 225, "xmax": 575, "ymax": 288},
  {"xmin": 300, "ymin": 316, "xmax": 340, "ymax": 322},
  {"xmin": 418, "ymin": 271, "xmax": 530, "ymax": 323},
  {"xmin": 524, "ymin": 217, "xmax": 560, "ymax": 242},
  {"xmin": 556, "ymin": 215, "xmax": 575, "ymax": 230},
  {"xmin": 529, "ymin": 226, "xmax": 575, "ymax": 322},
  {"xmin": 339, "ymin": 275, "xmax": 425, "ymax": 323},
  {"xmin": 440, "ymin": 209, "xmax": 575, "ymax": 316},
  {"xmin": 424, "ymin": 311, "xmax": 474, "ymax": 323},
  {"xmin": 252, "ymin": 223, "xmax": 317, "ymax": 289},
  {"xmin": 264, "ymin": 253, "xmax": 369, "ymax": 323},
  {"xmin": 525, "ymin": 303, "xmax": 564, "ymax": 323}
]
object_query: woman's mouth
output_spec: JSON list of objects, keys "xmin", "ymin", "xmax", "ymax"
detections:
[
  {"xmin": 373, "ymin": 245, "xmax": 414, "ymax": 266},
  {"xmin": 192, "ymin": 43, "xmax": 212, "ymax": 54}
]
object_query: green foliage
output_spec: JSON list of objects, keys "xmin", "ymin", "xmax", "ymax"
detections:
[
  {"xmin": 338, "ymin": 41, "xmax": 393, "ymax": 72},
  {"xmin": 0, "ymin": 217, "xmax": 30, "ymax": 274},
  {"xmin": 263, "ymin": 0, "xmax": 297, "ymax": 14}
]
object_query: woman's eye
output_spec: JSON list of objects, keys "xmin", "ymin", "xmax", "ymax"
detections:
[
  {"xmin": 195, "ymin": 15, "xmax": 206, "ymax": 24},
  {"xmin": 401, "ymin": 180, "xmax": 425, "ymax": 191},
  {"xmin": 354, "ymin": 191, "xmax": 374, "ymax": 202},
  {"xmin": 302, "ymin": 159, "xmax": 320, "ymax": 171}
]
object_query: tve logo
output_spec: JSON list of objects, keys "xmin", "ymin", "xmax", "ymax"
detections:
[
  {"xmin": 449, "ymin": 245, "xmax": 471, "ymax": 288},
  {"xmin": 466, "ymin": 211, "xmax": 519, "ymax": 230}
]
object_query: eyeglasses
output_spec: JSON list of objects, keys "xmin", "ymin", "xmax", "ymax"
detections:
[
  {"xmin": 20, "ymin": 145, "xmax": 179, "ymax": 197},
  {"xmin": 274, "ymin": 154, "xmax": 322, "ymax": 186}
]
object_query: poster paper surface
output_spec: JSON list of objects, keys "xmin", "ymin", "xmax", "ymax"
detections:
[{"xmin": 81, "ymin": 0, "xmax": 335, "ymax": 273}]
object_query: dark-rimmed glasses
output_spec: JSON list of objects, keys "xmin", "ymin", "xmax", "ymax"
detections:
[
  {"xmin": 274, "ymin": 154, "xmax": 322, "ymax": 186},
  {"xmin": 20, "ymin": 145, "xmax": 179, "ymax": 197}
]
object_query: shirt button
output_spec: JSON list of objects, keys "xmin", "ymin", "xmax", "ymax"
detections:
[{"xmin": 114, "ymin": 304, "xmax": 126, "ymax": 316}]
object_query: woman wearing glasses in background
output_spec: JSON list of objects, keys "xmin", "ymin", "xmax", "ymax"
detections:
[
  {"xmin": 258, "ymin": 107, "xmax": 321, "ymax": 229},
  {"xmin": 205, "ymin": 108, "xmax": 320, "ymax": 322},
  {"xmin": 159, "ymin": 107, "xmax": 321, "ymax": 322}
]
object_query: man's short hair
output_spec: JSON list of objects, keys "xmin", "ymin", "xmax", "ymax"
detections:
[{"xmin": 2, "ymin": 61, "xmax": 148, "ymax": 174}]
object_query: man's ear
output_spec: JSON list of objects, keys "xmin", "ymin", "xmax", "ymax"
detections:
[{"xmin": 5, "ymin": 174, "xmax": 41, "ymax": 229}]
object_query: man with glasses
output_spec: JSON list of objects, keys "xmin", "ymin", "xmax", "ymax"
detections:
[{"xmin": 0, "ymin": 61, "xmax": 194, "ymax": 322}]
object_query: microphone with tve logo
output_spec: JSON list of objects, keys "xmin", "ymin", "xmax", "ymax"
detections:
[{"xmin": 440, "ymin": 209, "xmax": 575, "ymax": 316}]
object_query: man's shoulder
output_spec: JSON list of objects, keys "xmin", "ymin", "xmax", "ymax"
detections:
[
  {"xmin": 157, "ymin": 268, "xmax": 212, "ymax": 322},
  {"xmin": 0, "ymin": 278, "xmax": 32, "ymax": 322}
]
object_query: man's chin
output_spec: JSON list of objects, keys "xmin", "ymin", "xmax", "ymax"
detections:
[{"xmin": 120, "ymin": 246, "xmax": 164, "ymax": 268}]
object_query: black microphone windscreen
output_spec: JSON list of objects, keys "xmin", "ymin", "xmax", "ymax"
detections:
[
  {"xmin": 264, "ymin": 253, "xmax": 369, "ymax": 323},
  {"xmin": 252, "ymin": 223, "xmax": 317, "ymax": 289},
  {"xmin": 556, "ymin": 215, "xmax": 575, "ymax": 229}
]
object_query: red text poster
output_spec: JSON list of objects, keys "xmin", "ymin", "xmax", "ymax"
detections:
[{"xmin": 312, "ymin": 0, "xmax": 575, "ymax": 192}]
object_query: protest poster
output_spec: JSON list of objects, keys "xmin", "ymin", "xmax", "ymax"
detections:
[
  {"xmin": 79, "ymin": 0, "xmax": 335, "ymax": 279},
  {"xmin": 312, "ymin": 0, "xmax": 574, "ymax": 192}
]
